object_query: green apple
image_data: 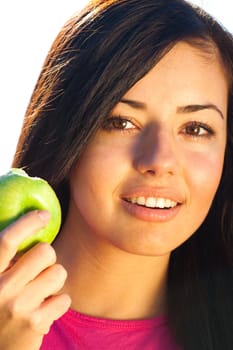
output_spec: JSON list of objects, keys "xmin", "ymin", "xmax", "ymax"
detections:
[{"xmin": 0, "ymin": 168, "xmax": 61, "ymax": 252}]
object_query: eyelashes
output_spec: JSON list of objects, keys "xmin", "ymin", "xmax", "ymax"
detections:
[
  {"xmin": 102, "ymin": 116, "xmax": 138, "ymax": 132},
  {"xmin": 102, "ymin": 116, "xmax": 215, "ymax": 139},
  {"xmin": 180, "ymin": 121, "xmax": 215, "ymax": 138}
]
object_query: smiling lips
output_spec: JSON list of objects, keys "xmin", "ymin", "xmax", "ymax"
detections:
[{"xmin": 121, "ymin": 190, "xmax": 183, "ymax": 222}]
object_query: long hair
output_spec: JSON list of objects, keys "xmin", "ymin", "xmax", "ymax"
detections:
[{"xmin": 13, "ymin": 0, "xmax": 233, "ymax": 348}]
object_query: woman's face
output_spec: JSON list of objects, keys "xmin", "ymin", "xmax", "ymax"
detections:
[{"xmin": 68, "ymin": 42, "xmax": 228, "ymax": 256}]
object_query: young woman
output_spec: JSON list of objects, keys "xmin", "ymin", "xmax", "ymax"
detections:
[{"xmin": 0, "ymin": 0, "xmax": 233, "ymax": 349}]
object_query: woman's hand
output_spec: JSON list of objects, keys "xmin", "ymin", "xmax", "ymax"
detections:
[{"xmin": 0, "ymin": 210, "xmax": 71, "ymax": 350}]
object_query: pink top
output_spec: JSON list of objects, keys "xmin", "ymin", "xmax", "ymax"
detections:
[{"xmin": 40, "ymin": 308, "xmax": 180, "ymax": 349}]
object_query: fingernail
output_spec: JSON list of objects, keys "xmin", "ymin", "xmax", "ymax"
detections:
[{"xmin": 38, "ymin": 210, "xmax": 51, "ymax": 221}]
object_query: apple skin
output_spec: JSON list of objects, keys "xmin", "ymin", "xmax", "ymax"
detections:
[{"xmin": 0, "ymin": 168, "xmax": 61, "ymax": 252}]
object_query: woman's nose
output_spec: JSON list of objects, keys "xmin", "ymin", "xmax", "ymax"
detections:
[{"xmin": 133, "ymin": 127, "xmax": 178, "ymax": 177}]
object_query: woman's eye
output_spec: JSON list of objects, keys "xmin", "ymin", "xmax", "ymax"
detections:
[
  {"xmin": 181, "ymin": 121, "xmax": 214, "ymax": 138},
  {"xmin": 102, "ymin": 117, "xmax": 137, "ymax": 131}
]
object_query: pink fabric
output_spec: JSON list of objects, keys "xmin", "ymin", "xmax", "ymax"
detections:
[{"xmin": 40, "ymin": 308, "xmax": 180, "ymax": 349}]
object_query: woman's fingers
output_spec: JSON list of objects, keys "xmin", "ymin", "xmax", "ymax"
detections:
[
  {"xmin": 8, "ymin": 263, "xmax": 68, "ymax": 313},
  {"xmin": 26, "ymin": 293, "xmax": 71, "ymax": 335},
  {"xmin": 0, "ymin": 293, "xmax": 71, "ymax": 350},
  {"xmin": 0, "ymin": 243, "xmax": 57, "ymax": 300},
  {"xmin": 0, "ymin": 210, "xmax": 50, "ymax": 273},
  {"xmin": 0, "ymin": 210, "xmax": 71, "ymax": 349}
]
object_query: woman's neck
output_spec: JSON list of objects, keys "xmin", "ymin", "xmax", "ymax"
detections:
[{"xmin": 53, "ymin": 213, "xmax": 170, "ymax": 320}]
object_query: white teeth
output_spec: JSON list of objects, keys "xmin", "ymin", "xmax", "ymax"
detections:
[
  {"xmin": 145, "ymin": 197, "xmax": 156, "ymax": 208},
  {"xmin": 128, "ymin": 197, "xmax": 178, "ymax": 208},
  {"xmin": 137, "ymin": 196, "xmax": 146, "ymax": 205},
  {"xmin": 165, "ymin": 199, "xmax": 172, "ymax": 208},
  {"xmin": 156, "ymin": 198, "xmax": 165, "ymax": 208}
]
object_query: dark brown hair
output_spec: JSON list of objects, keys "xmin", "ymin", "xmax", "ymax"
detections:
[{"xmin": 13, "ymin": 1, "xmax": 233, "ymax": 348}]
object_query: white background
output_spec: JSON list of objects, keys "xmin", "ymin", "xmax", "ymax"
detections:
[{"xmin": 0, "ymin": 0, "xmax": 232, "ymax": 174}]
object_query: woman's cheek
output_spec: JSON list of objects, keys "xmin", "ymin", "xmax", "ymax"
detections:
[{"xmin": 186, "ymin": 149, "xmax": 225, "ymax": 202}]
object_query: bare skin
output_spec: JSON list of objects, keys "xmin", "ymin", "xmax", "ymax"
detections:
[
  {"xmin": 53, "ymin": 204, "xmax": 169, "ymax": 320},
  {"xmin": 0, "ymin": 211, "xmax": 71, "ymax": 350}
]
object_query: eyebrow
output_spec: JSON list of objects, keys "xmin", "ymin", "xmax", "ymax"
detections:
[
  {"xmin": 177, "ymin": 104, "xmax": 224, "ymax": 119},
  {"xmin": 120, "ymin": 98, "xmax": 146, "ymax": 109},
  {"xmin": 120, "ymin": 98, "xmax": 224, "ymax": 119}
]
